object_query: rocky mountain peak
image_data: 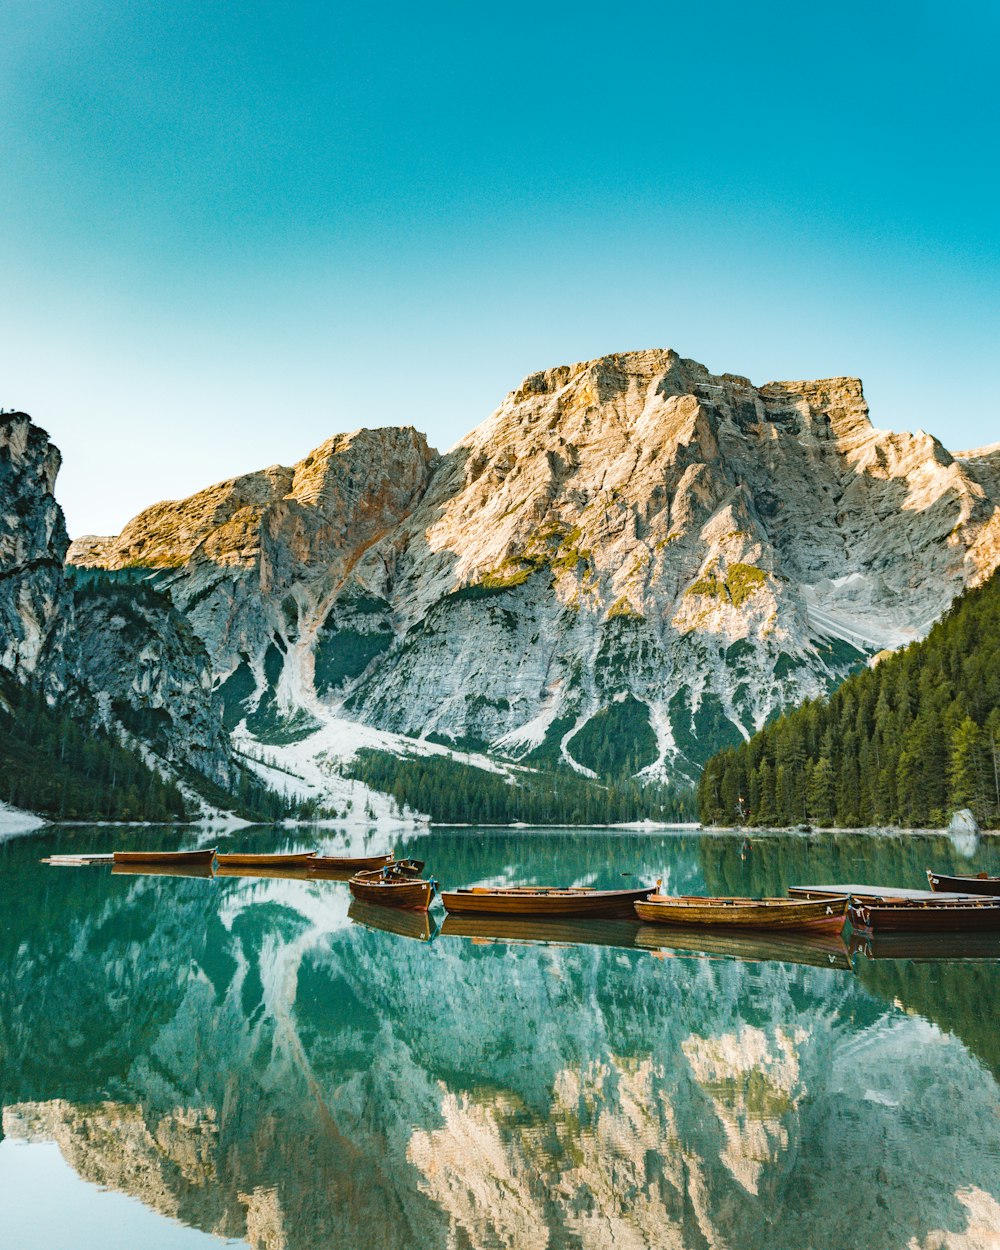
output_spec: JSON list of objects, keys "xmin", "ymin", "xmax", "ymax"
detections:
[{"xmin": 62, "ymin": 350, "xmax": 1000, "ymax": 789}]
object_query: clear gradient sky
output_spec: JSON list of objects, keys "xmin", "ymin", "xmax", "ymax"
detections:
[{"xmin": 2, "ymin": 1, "xmax": 998, "ymax": 537}]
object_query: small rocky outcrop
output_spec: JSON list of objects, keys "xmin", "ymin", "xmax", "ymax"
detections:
[{"xmin": 71, "ymin": 579, "xmax": 235, "ymax": 788}]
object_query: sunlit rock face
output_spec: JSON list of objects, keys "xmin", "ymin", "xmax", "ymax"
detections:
[{"xmin": 67, "ymin": 352, "xmax": 1000, "ymax": 783}]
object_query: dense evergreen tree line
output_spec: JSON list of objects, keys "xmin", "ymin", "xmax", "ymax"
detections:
[
  {"xmin": 178, "ymin": 760, "xmax": 294, "ymax": 824},
  {"xmin": 347, "ymin": 748, "xmax": 697, "ymax": 824},
  {"xmin": 0, "ymin": 671, "xmax": 293, "ymax": 823},
  {"xmin": 0, "ymin": 673, "xmax": 192, "ymax": 821},
  {"xmin": 698, "ymin": 571, "xmax": 1000, "ymax": 829}
]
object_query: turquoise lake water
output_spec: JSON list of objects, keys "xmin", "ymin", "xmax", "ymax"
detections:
[{"xmin": 2, "ymin": 825, "xmax": 1000, "ymax": 1249}]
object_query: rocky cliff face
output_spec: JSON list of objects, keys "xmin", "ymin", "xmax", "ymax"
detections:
[
  {"xmin": 0, "ymin": 413, "xmax": 70, "ymax": 684},
  {"xmin": 68, "ymin": 350, "xmax": 1000, "ymax": 786},
  {"xmin": 1, "ymin": 414, "xmax": 236, "ymax": 791}
]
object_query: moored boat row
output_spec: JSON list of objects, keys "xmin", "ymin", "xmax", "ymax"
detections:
[{"xmin": 42, "ymin": 847, "xmax": 1000, "ymax": 941}]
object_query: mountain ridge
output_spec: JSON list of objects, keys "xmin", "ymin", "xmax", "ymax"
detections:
[{"xmin": 40, "ymin": 347, "xmax": 1000, "ymax": 796}]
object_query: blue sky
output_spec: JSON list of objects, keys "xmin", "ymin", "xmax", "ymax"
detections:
[{"xmin": 2, "ymin": 0, "xmax": 997, "ymax": 536}]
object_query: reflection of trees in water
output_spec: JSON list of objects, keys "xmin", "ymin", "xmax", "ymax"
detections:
[{"xmin": 2, "ymin": 829, "xmax": 1000, "ymax": 1249}]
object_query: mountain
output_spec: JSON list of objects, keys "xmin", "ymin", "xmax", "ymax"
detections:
[
  {"xmin": 0, "ymin": 412, "xmax": 266, "ymax": 817},
  {"xmin": 67, "ymin": 349, "xmax": 1000, "ymax": 799},
  {"xmin": 698, "ymin": 566, "xmax": 1000, "ymax": 829}
]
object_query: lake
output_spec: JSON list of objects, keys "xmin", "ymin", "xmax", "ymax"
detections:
[{"xmin": 2, "ymin": 825, "xmax": 1000, "ymax": 1249}]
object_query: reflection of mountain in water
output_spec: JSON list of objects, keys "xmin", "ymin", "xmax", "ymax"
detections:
[{"xmin": 2, "ymin": 829, "xmax": 1000, "ymax": 1249}]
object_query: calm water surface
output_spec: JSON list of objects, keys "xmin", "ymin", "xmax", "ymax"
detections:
[{"xmin": 2, "ymin": 825, "xmax": 1000, "ymax": 1249}]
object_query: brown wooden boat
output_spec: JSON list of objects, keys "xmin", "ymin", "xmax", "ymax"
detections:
[
  {"xmin": 634, "ymin": 894, "xmax": 849, "ymax": 933},
  {"xmin": 309, "ymin": 852, "xmax": 396, "ymax": 878},
  {"xmin": 848, "ymin": 897, "xmax": 1000, "ymax": 933},
  {"xmin": 634, "ymin": 924, "xmax": 853, "ymax": 970},
  {"xmin": 440, "ymin": 885, "xmax": 652, "ymax": 918},
  {"xmin": 926, "ymin": 869, "xmax": 1000, "ymax": 896},
  {"xmin": 112, "ymin": 848, "xmax": 217, "ymax": 868},
  {"xmin": 217, "ymin": 851, "xmax": 317, "ymax": 869},
  {"xmin": 348, "ymin": 899, "xmax": 437, "ymax": 942},
  {"xmin": 440, "ymin": 913, "xmax": 642, "ymax": 949},
  {"xmin": 348, "ymin": 862, "xmax": 435, "ymax": 911}
]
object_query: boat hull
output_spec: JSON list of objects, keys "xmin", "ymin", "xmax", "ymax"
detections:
[
  {"xmin": 926, "ymin": 870, "xmax": 1000, "ymax": 896},
  {"xmin": 849, "ymin": 899, "xmax": 1000, "ymax": 933},
  {"xmin": 440, "ymin": 886, "xmax": 652, "ymax": 918},
  {"xmin": 112, "ymin": 849, "xmax": 217, "ymax": 867},
  {"xmin": 348, "ymin": 871, "xmax": 433, "ymax": 911},
  {"xmin": 310, "ymin": 853, "xmax": 395, "ymax": 877},
  {"xmin": 635, "ymin": 895, "xmax": 848, "ymax": 933},
  {"xmin": 216, "ymin": 852, "xmax": 317, "ymax": 869}
]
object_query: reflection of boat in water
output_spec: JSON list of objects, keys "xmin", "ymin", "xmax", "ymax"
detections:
[
  {"xmin": 216, "ymin": 862, "xmax": 314, "ymax": 880},
  {"xmin": 111, "ymin": 861, "xmax": 216, "ymax": 879},
  {"xmin": 309, "ymin": 853, "xmax": 395, "ymax": 878},
  {"xmin": 441, "ymin": 885, "xmax": 652, "ymax": 918},
  {"xmin": 635, "ymin": 895, "xmax": 848, "ymax": 934},
  {"xmin": 348, "ymin": 861, "xmax": 434, "ymax": 911},
  {"xmin": 217, "ymin": 851, "xmax": 316, "ymax": 869},
  {"xmin": 440, "ymin": 913, "xmax": 642, "ymax": 949},
  {"xmin": 112, "ymin": 848, "xmax": 217, "ymax": 868},
  {"xmin": 849, "ymin": 929, "xmax": 1000, "ymax": 962},
  {"xmin": 635, "ymin": 924, "xmax": 853, "ymax": 970},
  {"xmin": 926, "ymin": 869, "xmax": 1000, "ymax": 896},
  {"xmin": 348, "ymin": 899, "xmax": 437, "ymax": 942}
]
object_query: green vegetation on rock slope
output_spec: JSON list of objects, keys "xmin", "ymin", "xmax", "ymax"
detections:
[
  {"xmin": 698, "ymin": 570, "xmax": 1000, "ymax": 829},
  {"xmin": 0, "ymin": 671, "xmax": 191, "ymax": 821},
  {"xmin": 0, "ymin": 670, "xmax": 293, "ymax": 823}
]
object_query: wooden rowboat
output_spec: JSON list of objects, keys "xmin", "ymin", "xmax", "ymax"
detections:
[
  {"xmin": 848, "ymin": 897, "xmax": 1000, "ymax": 933},
  {"xmin": 440, "ymin": 885, "xmax": 652, "ymax": 918},
  {"xmin": 112, "ymin": 848, "xmax": 217, "ymax": 868},
  {"xmin": 926, "ymin": 869, "xmax": 1000, "ymax": 896},
  {"xmin": 309, "ymin": 852, "xmax": 396, "ymax": 877},
  {"xmin": 348, "ymin": 864, "xmax": 435, "ymax": 912},
  {"xmin": 216, "ymin": 851, "xmax": 317, "ymax": 869},
  {"xmin": 634, "ymin": 894, "xmax": 849, "ymax": 934}
]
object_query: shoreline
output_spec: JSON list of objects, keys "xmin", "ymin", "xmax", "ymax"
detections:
[{"xmin": 7, "ymin": 816, "xmax": 999, "ymax": 837}]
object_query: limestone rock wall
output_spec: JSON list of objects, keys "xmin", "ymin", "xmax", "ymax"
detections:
[{"xmin": 66, "ymin": 351, "xmax": 1000, "ymax": 782}]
